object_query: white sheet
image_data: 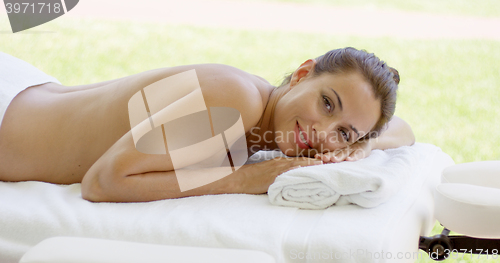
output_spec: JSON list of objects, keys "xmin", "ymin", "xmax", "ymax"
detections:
[{"xmin": 0, "ymin": 143, "xmax": 454, "ymax": 263}]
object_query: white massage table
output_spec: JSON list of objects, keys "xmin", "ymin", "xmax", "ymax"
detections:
[{"xmin": 0, "ymin": 143, "xmax": 454, "ymax": 263}]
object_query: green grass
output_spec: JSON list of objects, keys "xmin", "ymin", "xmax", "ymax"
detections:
[
  {"xmin": 1, "ymin": 12, "xmax": 500, "ymax": 263},
  {"xmin": 225, "ymin": 0, "xmax": 500, "ymax": 18}
]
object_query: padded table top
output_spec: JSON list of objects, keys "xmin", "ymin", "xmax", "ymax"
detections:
[{"xmin": 0, "ymin": 143, "xmax": 454, "ymax": 263}]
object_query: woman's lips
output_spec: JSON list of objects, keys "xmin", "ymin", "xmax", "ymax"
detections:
[{"xmin": 295, "ymin": 121, "xmax": 312, "ymax": 149}]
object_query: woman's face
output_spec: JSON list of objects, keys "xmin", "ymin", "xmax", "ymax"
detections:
[{"xmin": 273, "ymin": 62, "xmax": 381, "ymax": 157}]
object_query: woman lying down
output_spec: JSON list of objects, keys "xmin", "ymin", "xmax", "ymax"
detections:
[{"xmin": 0, "ymin": 47, "xmax": 414, "ymax": 202}]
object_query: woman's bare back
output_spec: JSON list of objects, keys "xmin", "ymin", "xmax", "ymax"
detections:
[{"xmin": 0, "ymin": 64, "xmax": 273, "ymax": 184}]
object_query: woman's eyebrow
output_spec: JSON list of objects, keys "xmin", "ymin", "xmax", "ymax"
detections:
[{"xmin": 330, "ymin": 88, "xmax": 343, "ymax": 111}]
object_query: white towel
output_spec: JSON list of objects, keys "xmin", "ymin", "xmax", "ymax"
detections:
[
  {"xmin": 266, "ymin": 145, "xmax": 427, "ymax": 209},
  {"xmin": 0, "ymin": 52, "xmax": 60, "ymax": 126}
]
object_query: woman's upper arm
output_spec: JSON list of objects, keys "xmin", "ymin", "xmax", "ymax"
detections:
[{"xmin": 81, "ymin": 131, "xmax": 174, "ymax": 201}]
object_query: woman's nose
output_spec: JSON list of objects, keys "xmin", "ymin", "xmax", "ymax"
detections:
[
  {"xmin": 313, "ymin": 118, "xmax": 345, "ymax": 149},
  {"xmin": 312, "ymin": 122, "xmax": 334, "ymax": 143}
]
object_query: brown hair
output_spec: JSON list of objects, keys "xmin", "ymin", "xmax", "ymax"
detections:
[{"xmin": 280, "ymin": 47, "xmax": 400, "ymax": 139}]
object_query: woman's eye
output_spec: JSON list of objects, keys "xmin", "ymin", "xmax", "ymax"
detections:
[
  {"xmin": 340, "ymin": 129, "xmax": 349, "ymax": 142},
  {"xmin": 323, "ymin": 96, "xmax": 333, "ymax": 112}
]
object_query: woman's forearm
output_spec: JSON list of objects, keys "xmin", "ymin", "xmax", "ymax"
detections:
[
  {"xmin": 82, "ymin": 156, "xmax": 322, "ymax": 202},
  {"xmin": 82, "ymin": 167, "xmax": 246, "ymax": 202},
  {"xmin": 369, "ymin": 116, "xmax": 415, "ymax": 151}
]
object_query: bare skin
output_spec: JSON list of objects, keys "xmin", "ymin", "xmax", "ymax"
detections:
[
  {"xmin": 0, "ymin": 61, "xmax": 414, "ymax": 202},
  {"xmin": 0, "ymin": 64, "xmax": 269, "ymax": 182}
]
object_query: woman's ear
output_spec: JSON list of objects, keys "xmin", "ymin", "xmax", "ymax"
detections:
[{"xmin": 289, "ymin": 59, "xmax": 316, "ymax": 88}]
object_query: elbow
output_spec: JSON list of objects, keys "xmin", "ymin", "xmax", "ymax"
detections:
[
  {"xmin": 81, "ymin": 167, "xmax": 119, "ymax": 202},
  {"xmin": 81, "ymin": 148, "xmax": 137, "ymax": 202},
  {"xmin": 409, "ymin": 131, "xmax": 416, "ymax": 146},
  {"xmin": 402, "ymin": 122, "xmax": 415, "ymax": 146},
  {"xmin": 390, "ymin": 116, "xmax": 415, "ymax": 147},
  {"xmin": 81, "ymin": 172, "xmax": 107, "ymax": 202},
  {"xmin": 81, "ymin": 186, "xmax": 105, "ymax": 203},
  {"xmin": 81, "ymin": 188, "xmax": 102, "ymax": 202},
  {"xmin": 405, "ymin": 121, "xmax": 416, "ymax": 146}
]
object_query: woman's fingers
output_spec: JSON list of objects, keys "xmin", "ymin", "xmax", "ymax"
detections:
[
  {"xmin": 284, "ymin": 157, "xmax": 323, "ymax": 171},
  {"xmin": 346, "ymin": 149, "xmax": 359, "ymax": 162},
  {"xmin": 244, "ymin": 157, "xmax": 322, "ymax": 194},
  {"xmin": 315, "ymin": 153, "xmax": 331, "ymax": 163},
  {"xmin": 315, "ymin": 149, "xmax": 350, "ymax": 163},
  {"xmin": 334, "ymin": 149, "xmax": 349, "ymax": 162},
  {"xmin": 316, "ymin": 142, "xmax": 373, "ymax": 163},
  {"xmin": 346, "ymin": 148, "xmax": 370, "ymax": 162}
]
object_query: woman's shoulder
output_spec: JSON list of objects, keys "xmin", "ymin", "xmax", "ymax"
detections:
[
  {"xmin": 190, "ymin": 63, "xmax": 275, "ymax": 131},
  {"xmin": 195, "ymin": 63, "xmax": 272, "ymax": 99},
  {"xmin": 112, "ymin": 63, "xmax": 273, "ymax": 131}
]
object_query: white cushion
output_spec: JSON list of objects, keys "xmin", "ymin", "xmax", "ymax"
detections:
[
  {"xmin": 434, "ymin": 161, "xmax": 500, "ymax": 238},
  {"xmin": 442, "ymin": 161, "xmax": 500, "ymax": 188},
  {"xmin": 20, "ymin": 237, "xmax": 276, "ymax": 263}
]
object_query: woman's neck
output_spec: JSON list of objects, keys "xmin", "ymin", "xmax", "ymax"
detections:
[{"xmin": 246, "ymin": 84, "xmax": 290, "ymax": 154}]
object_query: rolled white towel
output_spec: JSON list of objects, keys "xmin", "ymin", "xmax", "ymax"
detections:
[{"xmin": 267, "ymin": 145, "xmax": 432, "ymax": 209}]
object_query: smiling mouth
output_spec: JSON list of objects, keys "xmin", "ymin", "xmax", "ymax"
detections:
[{"xmin": 297, "ymin": 121, "xmax": 312, "ymax": 149}]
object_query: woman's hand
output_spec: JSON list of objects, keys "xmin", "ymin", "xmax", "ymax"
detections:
[
  {"xmin": 313, "ymin": 116, "xmax": 415, "ymax": 164},
  {"xmin": 314, "ymin": 140, "xmax": 373, "ymax": 163},
  {"xmin": 238, "ymin": 157, "xmax": 323, "ymax": 194}
]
